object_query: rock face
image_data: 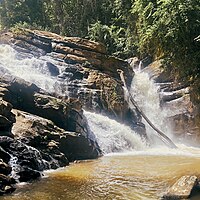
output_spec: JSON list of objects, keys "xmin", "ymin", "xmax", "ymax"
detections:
[
  {"xmin": 163, "ymin": 175, "xmax": 199, "ymax": 199},
  {"xmin": 0, "ymin": 28, "xmax": 146, "ymax": 195},
  {"xmin": 0, "ymin": 28, "xmax": 135, "ymax": 121},
  {"xmin": 138, "ymin": 59, "xmax": 200, "ymax": 143},
  {"xmin": 0, "ymin": 100, "xmax": 15, "ymax": 135},
  {"xmin": 0, "ymin": 79, "xmax": 101, "ymax": 194},
  {"xmin": 0, "ymin": 28, "xmax": 144, "ymax": 134}
]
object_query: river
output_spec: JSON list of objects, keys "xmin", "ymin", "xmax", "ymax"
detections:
[
  {"xmin": 0, "ymin": 44, "xmax": 200, "ymax": 199},
  {"xmin": 1, "ymin": 149, "xmax": 200, "ymax": 200}
]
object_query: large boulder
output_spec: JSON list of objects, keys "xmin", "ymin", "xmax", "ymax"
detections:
[{"xmin": 12, "ymin": 109, "xmax": 101, "ymax": 162}]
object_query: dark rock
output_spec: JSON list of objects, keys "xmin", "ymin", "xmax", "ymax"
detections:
[
  {"xmin": 0, "ymin": 162, "xmax": 12, "ymax": 175},
  {"xmin": 13, "ymin": 39, "xmax": 47, "ymax": 57},
  {"xmin": 0, "ymin": 100, "xmax": 16, "ymax": 132},
  {"xmin": 0, "ymin": 174, "xmax": 16, "ymax": 195},
  {"xmin": 0, "ymin": 147, "xmax": 10, "ymax": 163},
  {"xmin": 12, "ymin": 109, "xmax": 99, "ymax": 165},
  {"xmin": 0, "ymin": 115, "xmax": 13, "ymax": 131},
  {"xmin": 17, "ymin": 167, "xmax": 41, "ymax": 182},
  {"xmin": 46, "ymin": 62, "xmax": 59, "ymax": 76},
  {"xmin": 59, "ymin": 133, "xmax": 100, "ymax": 162},
  {"xmin": 0, "ymin": 100, "xmax": 15, "ymax": 137},
  {"xmin": 3, "ymin": 185, "xmax": 16, "ymax": 194},
  {"xmin": 0, "ymin": 136, "xmax": 49, "ymax": 173}
]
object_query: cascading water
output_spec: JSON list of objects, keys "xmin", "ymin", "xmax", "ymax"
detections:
[
  {"xmin": 84, "ymin": 111, "xmax": 147, "ymax": 154},
  {"xmin": 0, "ymin": 44, "xmax": 68, "ymax": 95},
  {"xmin": 1, "ymin": 44, "xmax": 198, "ymax": 155},
  {"xmin": 2, "ymin": 43, "xmax": 200, "ymax": 200},
  {"xmin": 130, "ymin": 65, "xmax": 174, "ymax": 146},
  {"xmin": 0, "ymin": 44, "xmax": 147, "ymax": 153}
]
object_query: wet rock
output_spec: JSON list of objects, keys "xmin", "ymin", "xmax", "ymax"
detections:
[
  {"xmin": 83, "ymin": 70, "xmax": 129, "ymax": 119},
  {"xmin": 46, "ymin": 62, "xmax": 59, "ymax": 76},
  {"xmin": 142, "ymin": 60, "xmax": 172, "ymax": 83},
  {"xmin": 0, "ymin": 100, "xmax": 15, "ymax": 132},
  {"xmin": 12, "ymin": 109, "xmax": 101, "ymax": 163},
  {"xmin": 0, "ymin": 147, "xmax": 10, "ymax": 163},
  {"xmin": 0, "ymin": 29, "xmax": 140, "ymax": 130},
  {"xmin": 163, "ymin": 175, "xmax": 199, "ymax": 199},
  {"xmin": 0, "ymin": 162, "xmax": 12, "ymax": 175},
  {"xmin": 0, "ymin": 136, "xmax": 48, "ymax": 171},
  {"xmin": 17, "ymin": 167, "xmax": 41, "ymax": 182},
  {"xmin": 0, "ymin": 74, "xmax": 98, "ymax": 137},
  {"xmin": 141, "ymin": 59, "xmax": 200, "ymax": 141},
  {"xmin": 0, "ymin": 115, "xmax": 12, "ymax": 131},
  {"xmin": 0, "ymin": 174, "xmax": 16, "ymax": 195},
  {"xmin": 59, "ymin": 133, "xmax": 100, "ymax": 162},
  {"xmin": 0, "ymin": 74, "xmax": 102, "ymax": 162}
]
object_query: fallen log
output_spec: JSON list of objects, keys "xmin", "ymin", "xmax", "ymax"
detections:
[{"xmin": 117, "ymin": 69, "xmax": 177, "ymax": 149}]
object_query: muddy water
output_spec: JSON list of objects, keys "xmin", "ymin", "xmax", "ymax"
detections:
[{"xmin": 1, "ymin": 147, "xmax": 200, "ymax": 200}]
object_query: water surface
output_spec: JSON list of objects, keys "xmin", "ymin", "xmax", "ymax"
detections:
[{"xmin": 2, "ymin": 148, "xmax": 200, "ymax": 200}]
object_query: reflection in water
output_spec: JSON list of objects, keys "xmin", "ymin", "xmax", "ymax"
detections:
[{"xmin": 2, "ymin": 153, "xmax": 200, "ymax": 200}]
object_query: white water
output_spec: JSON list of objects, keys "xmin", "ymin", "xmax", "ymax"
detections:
[
  {"xmin": 130, "ymin": 68, "xmax": 174, "ymax": 145},
  {"xmin": 85, "ymin": 111, "xmax": 147, "ymax": 154},
  {"xmin": 1, "ymin": 44, "xmax": 200, "ymax": 156},
  {"xmin": 0, "ymin": 44, "xmax": 66, "ymax": 94}
]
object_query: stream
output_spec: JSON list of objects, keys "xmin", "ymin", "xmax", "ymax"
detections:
[
  {"xmin": 1, "ymin": 151, "xmax": 200, "ymax": 200},
  {"xmin": 0, "ymin": 44, "xmax": 200, "ymax": 199}
]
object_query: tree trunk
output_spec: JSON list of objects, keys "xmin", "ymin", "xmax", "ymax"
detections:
[{"xmin": 118, "ymin": 69, "xmax": 177, "ymax": 149}]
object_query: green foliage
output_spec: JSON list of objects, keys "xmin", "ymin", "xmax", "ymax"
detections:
[
  {"xmin": 88, "ymin": 21, "xmax": 127, "ymax": 57},
  {"xmin": 87, "ymin": 0, "xmax": 136, "ymax": 58},
  {"xmin": 0, "ymin": 0, "xmax": 45, "ymax": 29},
  {"xmin": 131, "ymin": 0, "xmax": 200, "ymax": 80},
  {"xmin": 0, "ymin": 0, "xmax": 199, "ymax": 87}
]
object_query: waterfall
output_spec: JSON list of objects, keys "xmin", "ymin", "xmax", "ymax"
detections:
[
  {"xmin": 0, "ymin": 44, "xmax": 180, "ymax": 154},
  {"xmin": 0, "ymin": 44, "xmax": 67, "ymax": 95},
  {"xmin": 84, "ymin": 111, "xmax": 147, "ymax": 154},
  {"xmin": 130, "ymin": 66, "xmax": 174, "ymax": 145}
]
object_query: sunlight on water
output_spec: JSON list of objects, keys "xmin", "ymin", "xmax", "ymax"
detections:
[
  {"xmin": 2, "ymin": 153, "xmax": 200, "ymax": 200},
  {"xmin": 130, "ymin": 68, "xmax": 174, "ymax": 145},
  {"xmin": 0, "ymin": 44, "xmax": 66, "ymax": 94},
  {"xmin": 84, "ymin": 111, "xmax": 147, "ymax": 154}
]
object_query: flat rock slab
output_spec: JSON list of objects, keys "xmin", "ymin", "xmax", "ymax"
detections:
[{"xmin": 163, "ymin": 175, "xmax": 198, "ymax": 199}]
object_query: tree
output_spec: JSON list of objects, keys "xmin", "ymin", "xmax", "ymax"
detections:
[
  {"xmin": 131, "ymin": 0, "xmax": 200, "ymax": 79},
  {"xmin": 0, "ymin": 0, "xmax": 45, "ymax": 29}
]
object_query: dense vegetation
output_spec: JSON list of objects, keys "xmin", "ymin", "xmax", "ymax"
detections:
[{"xmin": 0, "ymin": 0, "xmax": 200, "ymax": 100}]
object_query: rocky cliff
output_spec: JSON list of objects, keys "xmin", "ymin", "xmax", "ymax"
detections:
[
  {"xmin": 129, "ymin": 58, "xmax": 200, "ymax": 144},
  {"xmin": 0, "ymin": 28, "xmax": 144, "ymax": 194}
]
